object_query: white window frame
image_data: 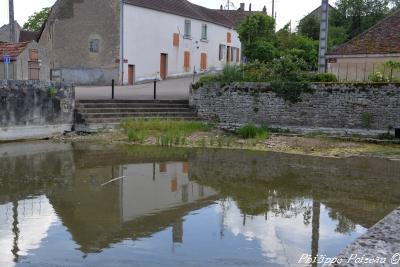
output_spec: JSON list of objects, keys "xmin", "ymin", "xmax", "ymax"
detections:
[
  {"xmin": 201, "ymin": 24, "xmax": 208, "ymax": 41},
  {"xmin": 184, "ymin": 19, "xmax": 192, "ymax": 38},
  {"xmin": 219, "ymin": 44, "xmax": 226, "ymax": 61}
]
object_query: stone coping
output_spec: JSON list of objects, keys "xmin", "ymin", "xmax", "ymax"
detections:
[{"xmin": 334, "ymin": 208, "xmax": 400, "ymax": 266}]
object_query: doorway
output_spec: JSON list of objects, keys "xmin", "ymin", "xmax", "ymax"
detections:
[
  {"xmin": 128, "ymin": 65, "xmax": 135, "ymax": 85},
  {"xmin": 160, "ymin": 53, "xmax": 168, "ymax": 80}
]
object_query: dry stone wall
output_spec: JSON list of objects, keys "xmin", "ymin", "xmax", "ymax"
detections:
[
  {"xmin": 190, "ymin": 83, "xmax": 400, "ymax": 135},
  {"xmin": 0, "ymin": 80, "xmax": 75, "ymax": 141}
]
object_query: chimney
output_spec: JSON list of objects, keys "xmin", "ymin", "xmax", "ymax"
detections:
[
  {"xmin": 220, "ymin": 4, "xmax": 223, "ymax": 10},
  {"xmin": 263, "ymin": 5, "xmax": 267, "ymax": 13},
  {"xmin": 249, "ymin": 3, "xmax": 252, "ymax": 11},
  {"xmin": 240, "ymin": 3, "xmax": 245, "ymax": 11}
]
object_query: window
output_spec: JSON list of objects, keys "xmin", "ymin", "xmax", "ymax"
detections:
[
  {"xmin": 201, "ymin": 24, "xmax": 208, "ymax": 40},
  {"xmin": 219, "ymin": 44, "xmax": 226, "ymax": 61},
  {"xmin": 184, "ymin": 20, "xmax": 191, "ymax": 38},
  {"xmin": 89, "ymin": 39, "xmax": 99, "ymax": 53}
]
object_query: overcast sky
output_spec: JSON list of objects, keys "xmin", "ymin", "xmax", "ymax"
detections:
[{"xmin": 0, "ymin": 0, "xmax": 326, "ymax": 30}]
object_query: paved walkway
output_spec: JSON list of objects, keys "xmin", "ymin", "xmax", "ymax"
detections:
[{"xmin": 75, "ymin": 77, "xmax": 194, "ymax": 100}]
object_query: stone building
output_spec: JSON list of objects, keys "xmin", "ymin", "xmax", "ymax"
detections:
[
  {"xmin": 39, "ymin": 0, "xmax": 252, "ymax": 85},
  {"xmin": 0, "ymin": 41, "xmax": 50, "ymax": 81},
  {"xmin": 326, "ymin": 10, "xmax": 400, "ymax": 81}
]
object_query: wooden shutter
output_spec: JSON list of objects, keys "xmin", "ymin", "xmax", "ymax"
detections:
[
  {"xmin": 29, "ymin": 49, "xmax": 39, "ymax": 61},
  {"xmin": 236, "ymin": 48, "xmax": 240, "ymax": 63},
  {"xmin": 173, "ymin": 33, "xmax": 180, "ymax": 47},
  {"xmin": 184, "ymin": 51, "xmax": 190, "ymax": 72},
  {"xmin": 227, "ymin": 32, "xmax": 232, "ymax": 43},
  {"xmin": 200, "ymin": 53, "xmax": 207, "ymax": 71}
]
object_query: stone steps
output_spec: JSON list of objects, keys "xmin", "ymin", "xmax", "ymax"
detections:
[{"xmin": 74, "ymin": 99, "xmax": 199, "ymax": 132}]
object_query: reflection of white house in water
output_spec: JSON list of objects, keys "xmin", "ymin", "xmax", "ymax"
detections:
[
  {"xmin": 121, "ymin": 162, "xmax": 216, "ymax": 222},
  {"xmin": 0, "ymin": 196, "xmax": 58, "ymax": 267}
]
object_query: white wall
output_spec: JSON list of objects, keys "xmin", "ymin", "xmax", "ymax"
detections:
[{"xmin": 123, "ymin": 5, "xmax": 242, "ymax": 83}]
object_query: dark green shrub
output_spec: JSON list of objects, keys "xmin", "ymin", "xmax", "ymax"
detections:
[{"xmin": 313, "ymin": 73, "xmax": 338, "ymax": 82}]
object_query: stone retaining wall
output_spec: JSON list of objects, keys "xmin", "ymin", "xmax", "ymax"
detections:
[
  {"xmin": 189, "ymin": 83, "xmax": 400, "ymax": 136},
  {"xmin": 0, "ymin": 80, "xmax": 75, "ymax": 141}
]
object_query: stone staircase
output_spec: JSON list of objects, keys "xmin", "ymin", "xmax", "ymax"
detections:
[{"xmin": 74, "ymin": 100, "xmax": 199, "ymax": 132}]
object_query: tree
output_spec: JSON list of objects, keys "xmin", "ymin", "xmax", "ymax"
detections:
[
  {"xmin": 237, "ymin": 13, "xmax": 276, "ymax": 62},
  {"xmin": 298, "ymin": 16, "xmax": 320, "ymax": 40},
  {"xmin": 23, "ymin": 7, "xmax": 51, "ymax": 32},
  {"xmin": 333, "ymin": 0, "xmax": 390, "ymax": 38}
]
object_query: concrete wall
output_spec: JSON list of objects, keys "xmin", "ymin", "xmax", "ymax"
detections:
[
  {"xmin": 0, "ymin": 80, "xmax": 75, "ymax": 141},
  {"xmin": 123, "ymin": 5, "xmax": 242, "ymax": 83},
  {"xmin": 39, "ymin": 0, "xmax": 120, "ymax": 85},
  {"xmin": 327, "ymin": 54, "xmax": 400, "ymax": 82},
  {"xmin": 0, "ymin": 42, "xmax": 50, "ymax": 81},
  {"xmin": 190, "ymin": 83, "xmax": 400, "ymax": 136}
]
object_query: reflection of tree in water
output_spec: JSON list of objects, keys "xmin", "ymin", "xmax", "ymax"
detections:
[{"xmin": 328, "ymin": 209, "xmax": 357, "ymax": 234}]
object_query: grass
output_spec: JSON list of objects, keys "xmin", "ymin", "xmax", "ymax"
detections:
[
  {"xmin": 121, "ymin": 118, "xmax": 211, "ymax": 146},
  {"xmin": 237, "ymin": 124, "xmax": 269, "ymax": 139}
]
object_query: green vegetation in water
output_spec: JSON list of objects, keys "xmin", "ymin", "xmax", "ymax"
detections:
[
  {"xmin": 237, "ymin": 124, "xmax": 269, "ymax": 140},
  {"xmin": 121, "ymin": 118, "xmax": 210, "ymax": 146}
]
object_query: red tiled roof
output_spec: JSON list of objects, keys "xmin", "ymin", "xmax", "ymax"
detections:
[
  {"xmin": 124, "ymin": 0, "xmax": 249, "ymax": 28},
  {"xmin": 19, "ymin": 30, "xmax": 39, "ymax": 42},
  {"xmin": 0, "ymin": 42, "xmax": 30, "ymax": 61},
  {"xmin": 328, "ymin": 10, "xmax": 400, "ymax": 55}
]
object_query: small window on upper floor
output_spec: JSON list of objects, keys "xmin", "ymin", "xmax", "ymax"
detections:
[
  {"xmin": 184, "ymin": 20, "xmax": 191, "ymax": 38},
  {"xmin": 201, "ymin": 24, "xmax": 208, "ymax": 40},
  {"xmin": 89, "ymin": 39, "xmax": 99, "ymax": 53}
]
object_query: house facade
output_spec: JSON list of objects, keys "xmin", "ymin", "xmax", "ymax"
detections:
[
  {"xmin": 326, "ymin": 10, "xmax": 400, "ymax": 81},
  {"xmin": 39, "ymin": 0, "xmax": 249, "ymax": 85},
  {"xmin": 0, "ymin": 41, "xmax": 50, "ymax": 81}
]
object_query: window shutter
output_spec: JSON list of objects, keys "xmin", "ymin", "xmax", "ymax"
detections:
[
  {"xmin": 173, "ymin": 33, "xmax": 180, "ymax": 47},
  {"xmin": 201, "ymin": 53, "xmax": 207, "ymax": 70},
  {"xmin": 236, "ymin": 48, "xmax": 240, "ymax": 62},
  {"xmin": 29, "ymin": 49, "xmax": 39, "ymax": 61},
  {"xmin": 184, "ymin": 51, "xmax": 190, "ymax": 72},
  {"xmin": 227, "ymin": 32, "xmax": 232, "ymax": 43}
]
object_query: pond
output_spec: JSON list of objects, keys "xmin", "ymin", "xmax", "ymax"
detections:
[{"xmin": 0, "ymin": 142, "xmax": 399, "ymax": 267}]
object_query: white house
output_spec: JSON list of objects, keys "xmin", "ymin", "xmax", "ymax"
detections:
[
  {"xmin": 122, "ymin": 0, "xmax": 245, "ymax": 84},
  {"xmin": 39, "ymin": 0, "xmax": 252, "ymax": 85}
]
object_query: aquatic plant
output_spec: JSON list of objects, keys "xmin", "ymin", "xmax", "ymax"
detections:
[{"xmin": 237, "ymin": 124, "xmax": 269, "ymax": 139}]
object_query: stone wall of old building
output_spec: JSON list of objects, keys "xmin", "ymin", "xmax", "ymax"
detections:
[
  {"xmin": 39, "ymin": 0, "xmax": 120, "ymax": 85},
  {"xmin": 0, "ymin": 80, "xmax": 75, "ymax": 141},
  {"xmin": 189, "ymin": 83, "xmax": 400, "ymax": 136}
]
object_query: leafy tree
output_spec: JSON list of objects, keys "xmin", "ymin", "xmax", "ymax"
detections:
[
  {"xmin": 23, "ymin": 7, "xmax": 51, "ymax": 32},
  {"xmin": 298, "ymin": 16, "xmax": 320, "ymax": 40},
  {"xmin": 333, "ymin": 0, "xmax": 390, "ymax": 38},
  {"xmin": 238, "ymin": 13, "xmax": 276, "ymax": 62}
]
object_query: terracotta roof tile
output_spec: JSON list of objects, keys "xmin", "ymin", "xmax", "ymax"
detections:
[
  {"xmin": 328, "ymin": 10, "xmax": 400, "ymax": 55},
  {"xmin": 0, "ymin": 42, "xmax": 30, "ymax": 61},
  {"xmin": 124, "ymin": 0, "xmax": 249, "ymax": 28}
]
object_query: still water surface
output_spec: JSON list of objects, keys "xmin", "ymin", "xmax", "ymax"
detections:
[{"xmin": 0, "ymin": 143, "xmax": 399, "ymax": 267}]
